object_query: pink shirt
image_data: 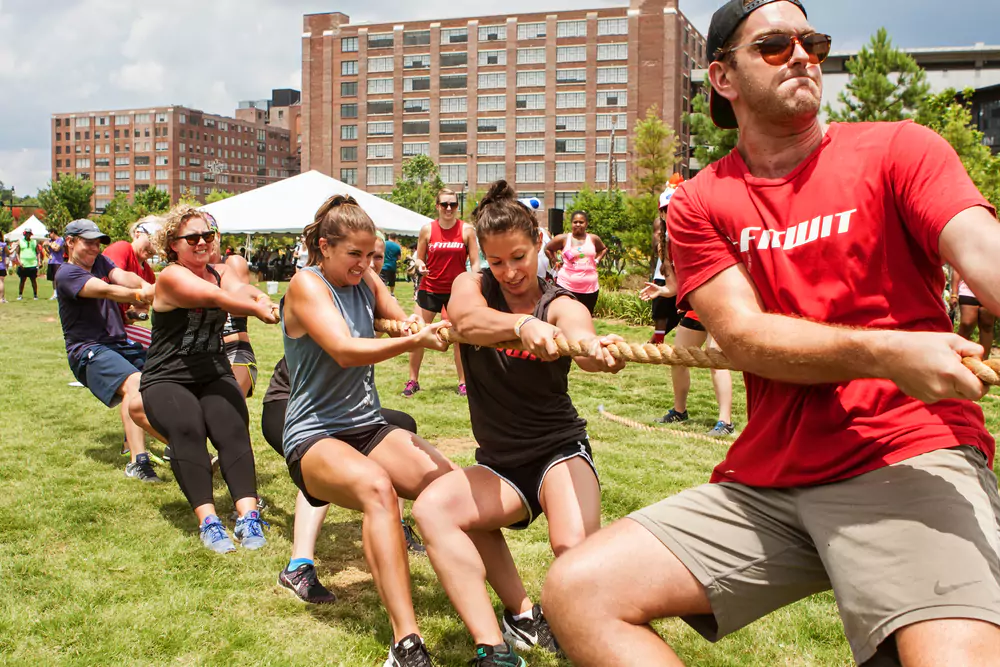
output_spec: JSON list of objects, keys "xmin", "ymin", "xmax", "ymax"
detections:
[{"xmin": 556, "ymin": 234, "xmax": 599, "ymax": 294}]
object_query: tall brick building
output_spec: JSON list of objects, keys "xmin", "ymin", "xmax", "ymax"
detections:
[
  {"xmin": 302, "ymin": 0, "xmax": 705, "ymax": 210},
  {"xmin": 51, "ymin": 90, "xmax": 300, "ymax": 212}
]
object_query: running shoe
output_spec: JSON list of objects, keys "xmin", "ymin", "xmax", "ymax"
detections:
[
  {"xmin": 708, "ymin": 421, "xmax": 735, "ymax": 436},
  {"xmin": 384, "ymin": 633, "xmax": 432, "ymax": 667},
  {"xmin": 402, "ymin": 520, "xmax": 426, "ymax": 554},
  {"xmin": 472, "ymin": 642, "xmax": 526, "ymax": 667},
  {"xmin": 233, "ymin": 510, "xmax": 268, "ymax": 550},
  {"xmin": 501, "ymin": 604, "xmax": 559, "ymax": 654},
  {"xmin": 457, "ymin": 383, "xmax": 467, "ymax": 397},
  {"xmin": 278, "ymin": 563, "xmax": 337, "ymax": 604},
  {"xmin": 229, "ymin": 496, "xmax": 268, "ymax": 522},
  {"xmin": 16, "ymin": 296, "xmax": 22, "ymax": 301},
  {"xmin": 655, "ymin": 409, "xmax": 689, "ymax": 424},
  {"xmin": 401, "ymin": 380, "xmax": 421, "ymax": 398},
  {"xmin": 200, "ymin": 515, "xmax": 236, "ymax": 554},
  {"xmin": 124, "ymin": 453, "xmax": 162, "ymax": 483}
]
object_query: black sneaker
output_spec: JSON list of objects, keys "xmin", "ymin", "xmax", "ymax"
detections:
[
  {"xmin": 278, "ymin": 563, "xmax": 337, "ymax": 604},
  {"xmin": 162, "ymin": 445, "xmax": 172, "ymax": 461},
  {"xmin": 471, "ymin": 642, "xmax": 525, "ymax": 667},
  {"xmin": 402, "ymin": 520, "xmax": 426, "ymax": 555},
  {"xmin": 125, "ymin": 453, "xmax": 162, "ymax": 483},
  {"xmin": 655, "ymin": 409, "xmax": 689, "ymax": 424},
  {"xmin": 501, "ymin": 605, "xmax": 559, "ymax": 654},
  {"xmin": 384, "ymin": 633, "xmax": 431, "ymax": 667}
]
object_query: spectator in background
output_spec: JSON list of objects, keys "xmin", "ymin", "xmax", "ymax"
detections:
[
  {"xmin": 293, "ymin": 235, "xmax": 308, "ymax": 273},
  {"xmin": 12, "ymin": 228, "xmax": 43, "ymax": 300},
  {"xmin": 381, "ymin": 232, "xmax": 402, "ymax": 295},
  {"xmin": 0, "ymin": 238, "xmax": 8, "ymax": 303},
  {"xmin": 44, "ymin": 229, "xmax": 66, "ymax": 300},
  {"xmin": 103, "ymin": 217, "xmax": 160, "ymax": 349}
]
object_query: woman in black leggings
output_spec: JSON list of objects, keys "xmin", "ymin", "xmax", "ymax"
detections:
[{"xmin": 132, "ymin": 203, "xmax": 279, "ymax": 554}]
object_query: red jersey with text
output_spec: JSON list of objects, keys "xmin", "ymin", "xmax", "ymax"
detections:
[
  {"xmin": 421, "ymin": 220, "xmax": 467, "ymax": 294},
  {"xmin": 667, "ymin": 121, "xmax": 995, "ymax": 488}
]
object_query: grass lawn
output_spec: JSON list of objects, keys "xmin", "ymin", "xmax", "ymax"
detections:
[{"xmin": 2, "ymin": 273, "xmax": 996, "ymax": 666}]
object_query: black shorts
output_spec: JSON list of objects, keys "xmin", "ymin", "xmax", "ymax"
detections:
[
  {"xmin": 0, "ymin": 268, "xmax": 6, "ymax": 277},
  {"xmin": 46, "ymin": 263, "xmax": 62, "ymax": 281},
  {"xmin": 477, "ymin": 438, "xmax": 597, "ymax": 530},
  {"xmin": 417, "ymin": 290, "xmax": 450, "ymax": 314},
  {"xmin": 569, "ymin": 290, "xmax": 599, "ymax": 315},
  {"xmin": 16, "ymin": 266, "xmax": 37, "ymax": 279},
  {"xmin": 286, "ymin": 423, "xmax": 401, "ymax": 507},
  {"xmin": 380, "ymin": 267, "xmax": 397, "ymax": 288},
  {"xmin": 651, "ymin": 279, "xmax": 677, "ymax": 321},
  {"xmin": 959, "ymin": 295, "xmax": 982, "ymax": 307},
  {"xmin": 224, "ymin": 339, "xmax": 258, "ymax": 396},
  {"xmin": 680, "ymin": 316, "xmax": 705, "ymax": 332}
]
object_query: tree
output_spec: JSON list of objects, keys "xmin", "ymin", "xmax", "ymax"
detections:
[
  {"xmin": 37, "ymin": 174, "xmax": 94, "ymax": 227},
  {"xmin": 134, "ymin": 187, "xmax": 171, "ymax": 213},
  {"xmin": 686, "ymin": 85, "xmax": 739, "ymax": 167},
  {"xmin": 205, "ymin": 189, "xmax": 235, "ymax": 204},
  {"xmin": 633, "ymin": 105, "xmax": 679, "ymax": 195},
  {"xmin": 95, "ymin": 193, "xmax": 138, "ymax": 242},
  {"xmin": 0, "ymin": 206, "xmax": 14, "ymax": 236},
  {"xmin": 825, "ymin": 28, "xmax": 929, "ymax": 123},
  {"xmin": 389, "ymin": 155, "xmax": 445, "ymax": 218}
]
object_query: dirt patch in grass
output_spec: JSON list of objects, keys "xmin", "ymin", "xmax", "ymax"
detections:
[{"xmin": 430, "ymin": 437, "xmax": 478, "ymax": 457}]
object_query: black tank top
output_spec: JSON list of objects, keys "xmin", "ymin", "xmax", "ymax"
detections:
[
  {"xmin": 460, "ymin": 271, "xmax": 587, "ymax": 468},
  {"xmin": 222, "ymin": 314, "xmax": 248, "ymax": 337},
  {"xmin": 140, "ymin": 265, "xmax": 233, "ymax": 389}
]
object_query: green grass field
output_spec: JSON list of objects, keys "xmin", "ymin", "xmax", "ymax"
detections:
[{"xmin": 3, "ymin": 274, "xmax": 995, "ymax": 666}]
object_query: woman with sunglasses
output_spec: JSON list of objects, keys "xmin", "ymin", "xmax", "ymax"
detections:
[
  {"xmin": 545, "ymin": 210, "xmax": 608, "ymax": 314},
  {"xmin": 403, "ymin": 188, "xmax": 479, "ymax": 398},
  {"xmin": 135, "ymin": 204, "xmax": 279, "ymax": 554}
]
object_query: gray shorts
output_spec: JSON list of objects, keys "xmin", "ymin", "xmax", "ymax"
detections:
[{"xmin": 630, "ymin": 446, "xmax": 1000, "ymax": 664}]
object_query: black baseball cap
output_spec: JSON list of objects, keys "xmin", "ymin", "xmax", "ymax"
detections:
[
  {"xmin": 706, "ymin": 0, "xmax": 807, "ymax": 129},
  {"xmin": 65, "ymin": 219, "xmax": 111, "ymax": 244}
]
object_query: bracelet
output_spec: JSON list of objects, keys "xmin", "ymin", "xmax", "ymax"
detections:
[
  {"xmin": 514, "ymin": 315, "xmax": 537, "ymax": 338},
  {"xmin": 134, "ymin": 290, "xmax": 144, "ymax": 304}
]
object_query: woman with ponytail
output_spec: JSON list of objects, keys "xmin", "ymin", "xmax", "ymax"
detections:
[{"xmin": 411, "ymin": 181, "xmax": 626, "ymax": 667}]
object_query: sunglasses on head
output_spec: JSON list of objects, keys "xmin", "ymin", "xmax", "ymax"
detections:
[
  {"xmin": 178, "ymin": 231, "xmax": 217, "ymax": 246},
  {"xmin": 438, "ymin": 201, "xmax": 459, "ymax": 210},
  {"xmin": 722, "ymin": 32, "xmax": 832, "ymax": 67}
]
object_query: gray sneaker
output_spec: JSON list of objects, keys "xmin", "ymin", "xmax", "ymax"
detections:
[
  {"xmin": 234, "ymin": 510, "xmax": 268, "ymax": 550},
  {"xmin": 708, "ymin": 421, "xmax": 735, "ymax": 436},
  {"xmin": 125, "ymin": 453, "xmax": 162, "ymax": 483},
  {"xmin": 200, "ymin": 515, "xmax": 236, "ymax": 554}
]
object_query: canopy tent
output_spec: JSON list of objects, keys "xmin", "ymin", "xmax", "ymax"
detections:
[
  {"xmin": 200, "ymin": 170, "xmax": 429, "ymax": 237},
  {"xmin": 4, "ymin": 215, "xmax": 48, "ymax": 242}
]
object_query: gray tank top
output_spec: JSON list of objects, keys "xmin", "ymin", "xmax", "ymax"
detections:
[{"xmin": 281, "ymin": 266, "xmax": 384, "ymax": 457}]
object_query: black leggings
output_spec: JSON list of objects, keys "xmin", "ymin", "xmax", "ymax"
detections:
[
  {"xmin": 570, "ymin": 290, "xmax": 599, "ymax": 315},
  {"xmin": 261, "ymin": 400, "xmax": 417, "ymax": 458},
  {"xmin": 142, "ymin": 376, "xmax": 257, "ymax": 510}
]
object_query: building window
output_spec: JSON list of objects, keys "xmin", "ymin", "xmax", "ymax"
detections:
[
  {"xmin": 135, "ymin": 155, "xmax": 151, "ymax": 166},
  {"xmin": 154, "ymin": 113, "xmax": 167, "ymax": 123},
  {"xmin": 556, "ymin": 20, "xmax": 587, "ymax": 38},
  {"xmin": 404, "ymin": 29, "xmax": 431, "ymax": 46},
  {"xmin": 516, "ymin": 139, "xmax": 545, "ymax": 155},
  {"xmin": 477, "ymin": 95, "xmax": 506, "ymax": 112},
  {"xmin": 115, "ymin": 115, "xmax": 130, "ymax": 125},
  {"xmin": 516, "ymin": 93, "xmax": 545, "ymax": 110},
  {"xmin": 477, "ymin": 140, "xmax": 505, "ymax": 156},
  {"xmin": 556, "ymin": 138, "xmax": 586, "ymax": 153},
  {"xmin": 368, "ymin": 100, "xmax": 394, "ymax": 115},
  {"xmin": 75, "ymin": 158, "xmax": 91, "ymax": 168},
  {"xmin": 516, "ymin": 70, "xmax": 545, "ymax": 87},
  {"xmin": 553, "ymin": 192, "xmax": 577, "ymax": 210},
  {"xmin": 368, "ymin": 78, "xmax": 393, "ymax": 94},
  {"xmin": 75, "ymin": 117, "xmax": 91, "ymax": 127},
  {"xmin": 367, "ymin": 143, "xmax": 394, "ymax": 159},
  {"xmin": 597, "ymin": 43, "xmax": 628, "ymax": 61},
  {"xmin": 342, "ymin": 146, "xmax": 358, "ymax": 161},
  {"xmin": 341, "ymin": 125, "xmax": 358, "ymax": 140},
  {"xmin": 516, "ymin": 116, "xmax": 546, "ymax": 133},
  {"xmin": 556, "ymin": 162, "xmax": 586, "ymax": 182},
  {"xmin": 596, "ymin": 137, "xmax": 628, "ymax": 153},
  {"xmin": 340, "ymin": 168, "xmax": 358, "ymax": 185},
  {"xmin": 597, "ymin": 17, "xmax": 628, "ymax": 36},
  {"xmin": 517, "ymin": 22, "xmax": 546, "ymax": 40},
  {"xmin": 367, "ymin": 165, "xmax": 394, "ymax": 185},
  {"xmin": 441, "ymin": 97, "xmax": 468, "ymax": 114},
  {"xmin": 597, "ymin": 113, "xmax": 627, "ymax": 131},
  {"xmin": 340, "ymin": 103, "xmax": 359, "ymax": 119},
  {"xmin": 517, "ymin": 48, "xmax": 545, "ymax": 65},
  {"xmin": 368, "ymin": 33, "xmax": 394, "ymax": 49},
  {"xmin": 342, "ymin": 60, "xmax": 358, "ymax": 76},
  {"xmin": 341, "ymin": 81, "xmax": 358, "ymax": 97},
  {"xmin": 440, "ymin": 119, "xmax": 467, "ymax": 134},
  {"xmin": 596, "ymin": 161, "xmax": 626, "ymax": 183},
  {"xmin": 440, "ymin": 163, "xmax": 467, "ymax": 184},
  {"xmin": 477, "ymin": 117, "xmax": 506, "ymax": 133},
  {"xmin": 115, "ymin": 170, "xmax": 130, "ymax": 179},
  {"xmin": 440, "ymin": 51, "xmax": 468, "ymax": 68},
  {"xmin": 404, "ymin": 76, "xmax": 431, "ymax": 92},
  {"xmin": 478, "ymin": 50, "xmax": 506, "ymax": 66},
  {"xmin": 556, "ymin": 68, "xmax": 587, "ymax": 84},
  {"xmin": 556, "ymin": 92, "xmax": 587, "ymax": 109},
  {"xmin": 95, "ymin": 185, "xmax": 111, "ymax": 195},
  {"xmin": 367, "ymin": 121, "xmax": 394, "ymax": 136},
  {"xmin": 403, "ymin": 142, "xmax": 430, "ymax": 156},
  {"xmin": 95, "ymin": 171, "xmax": 110, "ymax": 181},
  {"xmin": 115, "ymin": 156, "xmax": 130, "ymax": 166},
  {"xmin": 479, "ymin": 72, "xmax": 507, "ymax": 89},
  {"xmin": 134, "ymin": 170, "xmax": 151, "ymax": 180},
  {"xmin": 155, "ymin": 156, "xmax": 168, "ymax": 166},
  {"xmin": 597, "ymin": 90, "xmax": 627, "ymax": 107},
  {"xmin": 342, "ymin": 36, "xmax": 358, "ymax": 52},
  {"xmin": 515, "ymin": 162, "xmax": 544, "ymax": 183},
  {"xmin": 403, "ymin": 98, "xmax": 431, "ymax": 113},
  {"xmin": 368, "ymin": 56, "xmax": 394, "ymax": 73},
  {"xmin": 440, "ymin": 141, "xmax": 468, "ymax": 156},
  {"xmin": 441, "ymin": 27, "xmax": 468, "ymax": 44},
  {"xmin": 479, "ymin": 25, "xmax": 506, "ymax": 42},
  {"xmin": 154, "ymin": 170, "xmax": 169, "ymax": 180},
  {"xmin": 403, "ymin": 120, "xmax": 430, "ymax": 135},
  {"xmin": 555, "ymin": 115, "xmax": 586, "ymax": 131},
  {"xmin": 557, "ymin": 46, "xmax": 586, "ymax": 63},
  {"xmin": 597, "ymin": 66, "xmax": 628, "ymax": 84},
  {"xmin": 478, "ymin": 162, "xmax": 506, "ymax": 183},
  {"xmin": 404, "ymin": 54, "xmax": 430, "ymax": 69}
]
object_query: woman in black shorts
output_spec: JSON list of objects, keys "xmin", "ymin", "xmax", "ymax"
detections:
[
  {"xmin": 412, "ymin": 181, "xmax": 625, "ymax": 667},
  {"xmin": 952, "ymin": 268, "xmax": 995, "ymax": 359},
  {"xmin": 132, "ymin": 204, "xmax": 279, "ymax": 554}
]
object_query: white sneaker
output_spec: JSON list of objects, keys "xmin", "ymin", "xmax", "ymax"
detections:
[
  {"xmin": 49, "ymin": 295, "xmax": 57, "ymax": 300},
  {"xmin": 16, "ymin": 296, "xmax": 22, "ymax": 301}
]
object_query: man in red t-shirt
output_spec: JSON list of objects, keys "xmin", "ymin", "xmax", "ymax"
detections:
[
  {"xmin": 103, "ymin": 217, "xmax": 159, "ymax": 348},
  {"xmin": 544, "ymin": 2, "xmax": 1000, "ymax": 665}
]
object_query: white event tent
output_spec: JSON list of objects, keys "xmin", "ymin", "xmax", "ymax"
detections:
[
  {"xmin": 200, "ymin": 170, "xmax": 429, "ymax": 237},
  {"xmin": 4, "ymin": 215, "xmax": 48, "ymax": 242}
]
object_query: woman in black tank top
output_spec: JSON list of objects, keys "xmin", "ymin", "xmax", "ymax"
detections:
[
  {"xmin": 410, "ymin": 181, "xmax": 626, "ymax": 666},
  {"xmin": 130, "ymin": 204, "xmax": 279, "ymax": 555}
]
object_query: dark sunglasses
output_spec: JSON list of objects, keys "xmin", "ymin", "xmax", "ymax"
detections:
[
  {"xmin": 723, "ymin": 32, "xmax": 832, "ymax": 66},
  {"xmin": 438, "ymin": 201, "xmax": 459, "ymax": 210},
  {"xmin": 178, "ymin": 232, "xmax": 217, "ymax": 246}
]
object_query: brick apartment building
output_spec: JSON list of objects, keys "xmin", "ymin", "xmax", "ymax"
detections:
[
  {"xmin": 50, "ymin": 89, "xmax": 301, "ymax": 212},
  {"xmin": 301, "ymin": 0, "xmax": 706, "ymax": 210}
]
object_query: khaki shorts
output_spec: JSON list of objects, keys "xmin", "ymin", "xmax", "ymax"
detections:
[{"xmin": 630, "ymin": 446, "xmax": 1000, "ymax": 665}]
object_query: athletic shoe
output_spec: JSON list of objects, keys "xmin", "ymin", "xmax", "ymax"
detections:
[
  {"xmin": 501, "ymin": 604, "xmax": 559, "ymax": 654},
  {"xmin": 278, "ymin": 563, "xmax": 337, "ymax": 604},
  {"xmin": 124, "ymin": 453, "xmax": 162, "ymax": 483},
  {"xmin": 402, "ymin": 520, "xmax": 426, "ymax": 554},
  {"xmin": 472, "ymin": 642, "xmax": 526, "ymax": 667},
  {"xmin": 384, "ymin": 633, "xmax": 432, "ymax": 667},
  {"xmin": 233, "ymin": 510, "xmax": 268, "ymax": 550},
  {"xmin": 16, "ymin": 296, "xmax": 22, "ymax": 301},
  {"xmin": 708, "ymin": 421, "xmax": 735, "ymax": 436},
  {"xmin": 229, "ymin": 496, "xmax": 268, "ymax": 522},
  {"xmin": 200, "ymin": 515, "xmax": 236, "ymax": 554},
  {"xmin": 457, "ymin": 383, "xmax": 467, "ymax": 397},
  {"xmin": 656, "ymin": 409, "xmax": 689, "ymax": 424},
  {"xmin": 33, "ymin": 297, "xmax": 37, "ymax": 300},
  {"xmin": 162, "ymin": 445, "xmax": 172, "ymax": 461},
  {"xmin": 401, "ymin": 380, "xmax": 421, "ymax": 398},
  {"xmin": 49, "ymin": 294, "xmax": 57, "ymax": 300}
]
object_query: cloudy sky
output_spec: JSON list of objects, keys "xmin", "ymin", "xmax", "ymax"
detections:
[{"xmin": 0, "ymin": 0, "xmax": 996, "ymax": 195}]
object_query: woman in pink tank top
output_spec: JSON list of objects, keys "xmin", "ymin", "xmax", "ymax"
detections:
[
  {"xmin": 951, "ymin": 268, "xmax": 995, "ymax": 359},
  {"xmin": 545, "ymin": 210, "xmax": 607, "ymax": 314}
]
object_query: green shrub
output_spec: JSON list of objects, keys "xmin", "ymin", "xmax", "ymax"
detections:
[{"xmin": 595, "ymin": 289, "xmax": 652, "ymax": 326}]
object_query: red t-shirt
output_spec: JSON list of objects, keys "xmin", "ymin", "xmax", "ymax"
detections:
[
  {"xmin": 421, "ymin": 220, "xmax": 467, "ymax": 294},
  {"xmin": 668, "ymin": 121, "xmax": 995, "ymax": 488},
  {"xmin": 103, "ymin": 241, "xmax": 155, "ymax": 324}
]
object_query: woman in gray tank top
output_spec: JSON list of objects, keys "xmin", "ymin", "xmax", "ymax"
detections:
[{"xmin": 280, "ymin": 195, "xmax": 456, "ymax": 667}]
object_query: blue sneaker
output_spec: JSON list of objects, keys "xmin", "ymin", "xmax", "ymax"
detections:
[
  {"xmin": 656, "ymin": 409, "xmax": 689, "ymax": 424},
  {"xmin": 200, "ymin": 515, "xmax": 236, "ymax": 554},
  {"xmin": 234, "ymin": 510, "xmax": 268, "ymax": 550},
  {"xmin": 708, "ymin": 421, "xmax": 735, "ymax": 436}
]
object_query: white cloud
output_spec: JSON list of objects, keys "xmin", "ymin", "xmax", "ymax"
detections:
[
  {"xmin": 0, "ymin": 148, "xmax": 50, "ymax": 194},
  {"xmin": 111, "ymin": 61, "xmax": 166, "ymax": 95}
]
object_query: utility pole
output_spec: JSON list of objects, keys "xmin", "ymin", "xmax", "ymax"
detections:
[{"xmin": 607, "ymin": 121, "xmax": 619, "ymax": 192}]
